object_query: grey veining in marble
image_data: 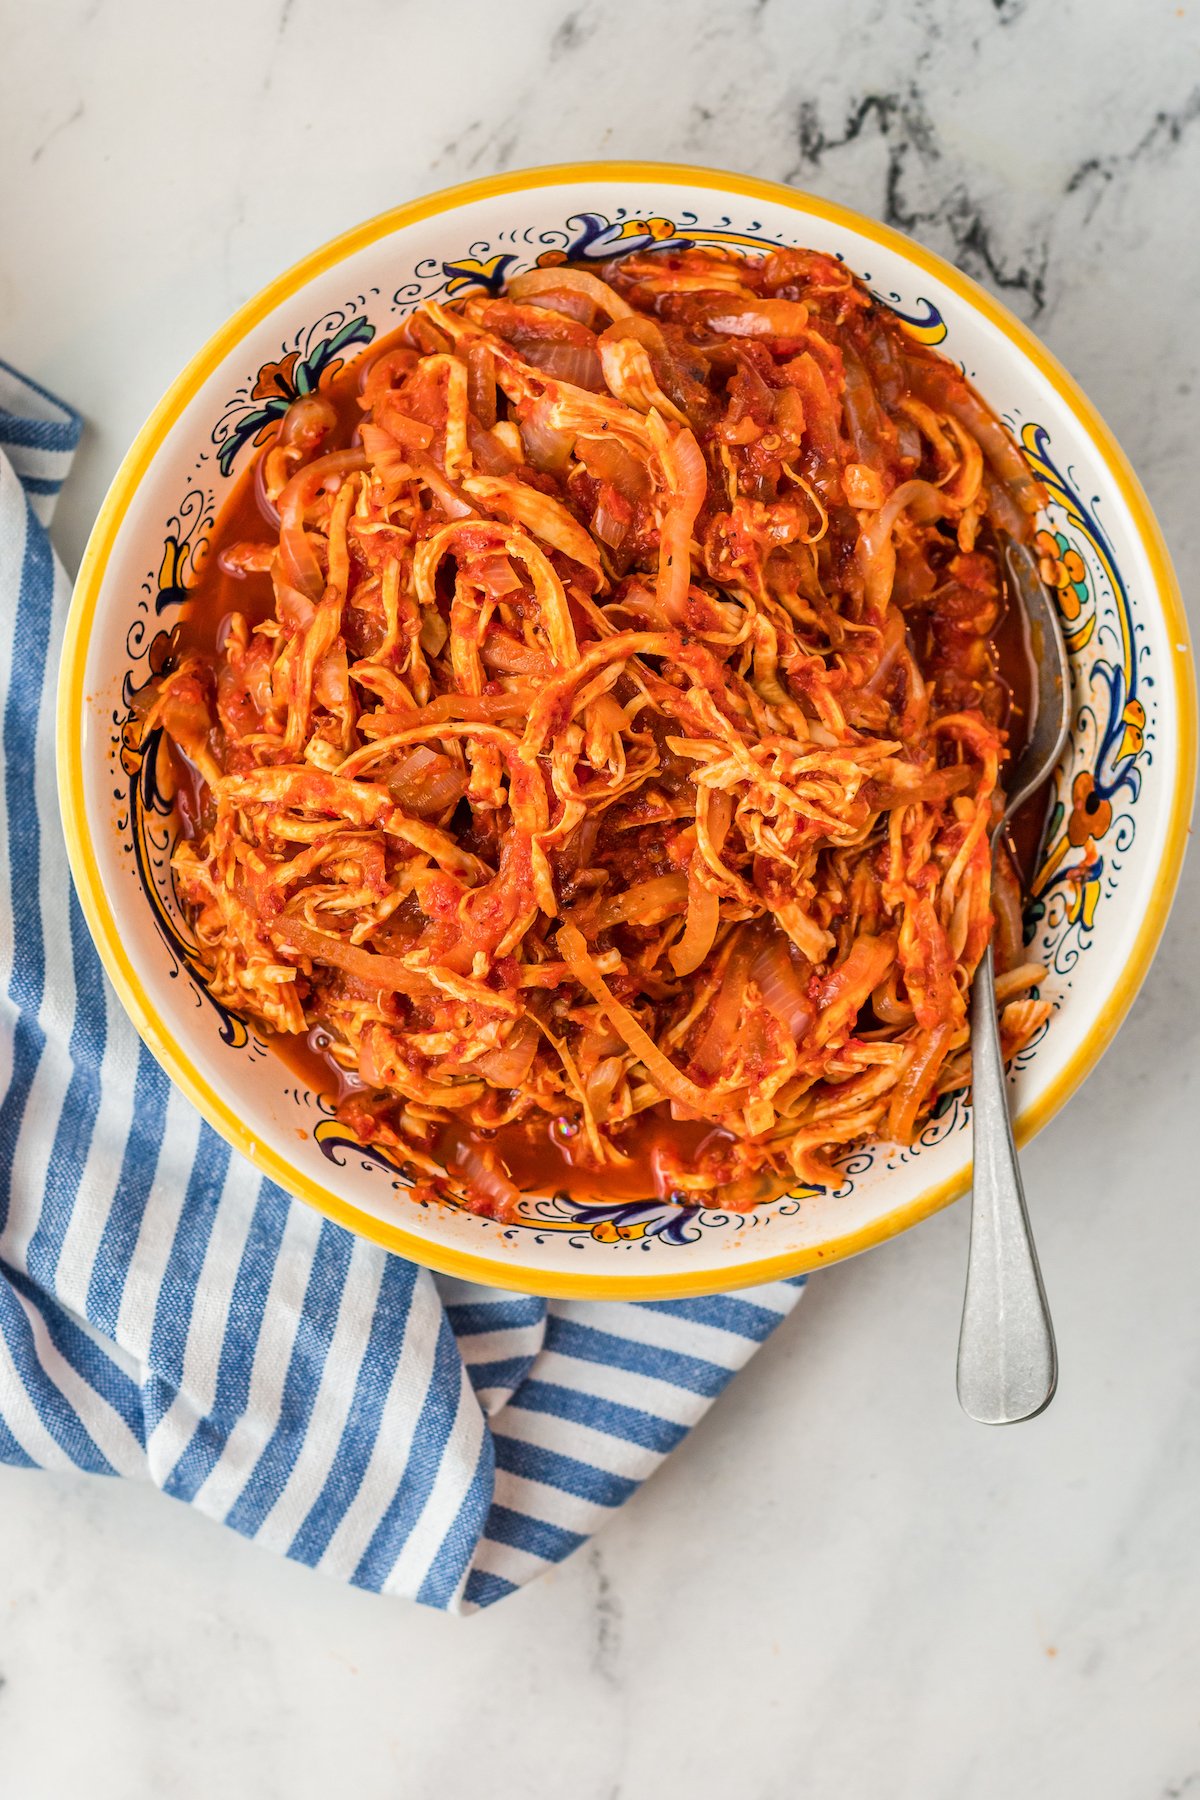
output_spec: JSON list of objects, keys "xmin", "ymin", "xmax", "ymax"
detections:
[{"xmin": 1, "ymin": 0, "xmax": 1198, "ymax": 1794}]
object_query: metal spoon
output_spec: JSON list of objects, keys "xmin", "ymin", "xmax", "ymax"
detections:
[{"xmin": 956, "ymin": 540, "xmax": 1072, "ymax": 1425}]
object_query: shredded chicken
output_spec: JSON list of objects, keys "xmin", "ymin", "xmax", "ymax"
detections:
[{"xmin": 139, "ymin": 244, "xmax": 1051, "ymax": 1217}]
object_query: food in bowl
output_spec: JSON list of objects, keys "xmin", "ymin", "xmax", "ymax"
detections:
[
  {"xmin": 61, "ymin": 166, "xmax": 1194, "ymax": 1297},
  {"xmin": 132, "ymin": 240, "xmax": 1054, "ymax": 1219}
]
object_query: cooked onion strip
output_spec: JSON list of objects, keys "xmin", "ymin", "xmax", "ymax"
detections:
[
  {"xmin": 669, "ymin": 864, "xmax": 721, "ymax": 977},
  {"xmin": 507, "ymin": 266, "xmax": 633, "ymax": 321}
]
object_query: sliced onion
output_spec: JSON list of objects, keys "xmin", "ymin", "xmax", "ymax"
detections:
[
  {"xmin": 862, "ymin": 606, "xmax": 907, "ymax": 694},
  {"xmin": 577, "ymin": 434, "xmax": 651, "ymax": 500},
  {"xmin": 885, "ymin": 1023, "xmax": 953, "ymax": 1143},
  {"xmin": 656, "ymin": 425, "xmax": 708, "ymax": 621},
  {"xmin": 359, "ymin": 422, "xmax": 413, "ymax": 498},
  {"xmin": 466, "ymin": 340, "xmax": 497, "ymax": 428},
  {"xmin": 750, "ymin": 930, "xmax": 814, "ymax": 1039},
  {"xmin": 814, "ymin": 935, "xmax": 896, "ymax": 1045},
  {"xmin": 706, "ymin": 789, "xmax": 733, "ymax": 852},
  {"xmin": 157, "ymin": 688, "xmax": 213, "ymax": 765},
  {"xmin": 843, "ymin": 462, "xmax": 886, "ymax": 509},
  {"xmin": 523, "ymin": 290, "xmax": 598, "ymax": 326},
  {"xmin": 520, "ymin": 339, "xmax": 603, "ymax": 389},
  {"xmin": 444, "ymin": 1128, "xmax": 521, "ymax": 1215},
  {"xmin": 313, "ymin": 645, "xmax": 349, "ymax": 710},
  {"xmin": 669, "ymin": 868, "xmax": 720, "ymax": 977},
  {"xmin": 278, "ymin": 393, "xmax": 337, "ymax": 450},
  {"xmin": 705, "ymin": 297, "xmax": 810, "ymax": 337},
  {"xmin": 520, "ymin": 400, "xmax": 575, "ymax": 472},
  {"xmin": 278, "ymin": 448, "xmax": 368, "ymax": 525},
  {"xmin": 360, "ymin": 347, "xmax": 418, "ymax": 409},
  {"xmin": 218, "ymin": 539, "xmax": 275, "ymax": 578},
  {"xmin": 667, "ymin": 425, "xmax": 709, "ymax": 511},
  {"xmin": 614, "ymin": 583, "xmax": 670, "ymax": 629},
  {"xmin": 481, "ymin": 631, "xmax": 551, "ymax": 675},
  {"xmin": 418, "ymin": 609, "xmax": 449, "ymax": 656},
  {"xmin": 593, "ymin": 872, "xmax": 688, "ymax": 929},
  {"xmin": 584, "ymin": 1054, "xmax": 625, "ymax": 1123},
  {"xmin": 408, "ymin": 453, "xmax": 475, "ymax": 519},
  {"xmin": 993, "ymin": 961, "xmax": 1046, "ymax": 1005},
  {"xmin": 279, "ymin": 524, "xmax": 324, "ymax": 602},
  {"xmin": 904, "ymin": 356, "xmax": 1042, "ymax": 513},
  {"xmin": 601, "ymin": 314, "xmax": 667, "ymax": 356},
  {"xmin": 476, "ymin": 1017, "xmax": 539, "ymax": 1088},
  {"xmin": 507, "ymin": 266, "xmax": 633, "ymax": 320},
  {"xmin": 276, "ymin": 448, "xmax": 366, "ymax": 602},
  {"xmin": 857, "ymin": 478, "xmax": 947, "ymax": 610},
  {"xmin": 466, "ymin": 417, "xmax": 519, "ymax": 475},
  {"xmin": 253, "ymin": 445, "xmax": 284, "ymax": 525},
  {"xmin": 602, "ymin": 316, "xmax": 714, "ymax": 424},
  {"xmin": 591, "ymin": 488, "xmax": 633, "ymax": 553},
  {"xmin": 982, "ymin": 475, "xmax": 1025, "ymax": 540},
  {"xmin": 692, "ymin": 928, "xmax": 755, "ymax": 1075},
  {"xmin": 386, "ymin": 745, "xmax": 466, "ymax": 816},
  {"xmin": 870, "ymin": 978, "xmax": 915, "ymax": 1026},
  {"xmin": 374, "ymin": 398, "xmax": 434, "ymax": 452},
  {"xmin": 862, "ymin": 476, "xmax": 946, "ymax": 542},
  {"xmin": 773, "ymin": 385, "xmax": 806, "ymax": 440},
  {"xmin": 465, "ymin": 548, "xmax": 523, "ymax": 600},
  {"xmin": 275, "ymin": 581, "xmax": 316, "ymax": 632},
  {"xmin": 842, "ymin": 350, "xmax": 891, "ymax": 470},
  {"xmin": 991, "ymin": 840, "xmax": 1026, "ymax": 972}
]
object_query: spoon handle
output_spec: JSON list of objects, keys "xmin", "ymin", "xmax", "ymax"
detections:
[{"xmin": 957, "ymin": 941, "xmax": 1057, "ymax": 1424}]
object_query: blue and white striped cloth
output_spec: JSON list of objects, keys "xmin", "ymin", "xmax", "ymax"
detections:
[{"xmin": 0, "ymin": 361, "xmax": 804, "ymax": 1610}]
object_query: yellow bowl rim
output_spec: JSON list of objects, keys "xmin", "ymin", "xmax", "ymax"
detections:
[{"xmin": 56, "ymin": 158, "xmax": 1197, "ymax": 1301}]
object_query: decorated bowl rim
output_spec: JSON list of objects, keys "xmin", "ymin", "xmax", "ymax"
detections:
[{"xmin": 55, "ymin": 159, "xmax": 1197, "ymax": 1300}]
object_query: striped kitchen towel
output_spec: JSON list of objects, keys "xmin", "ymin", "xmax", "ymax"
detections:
[{"xmin": 0, "ymin": 361, "xmax": 804, "ymax": 1611}]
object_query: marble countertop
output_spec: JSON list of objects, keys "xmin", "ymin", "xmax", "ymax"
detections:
[{"xmin": 2, "ymin": 0, "xmax": 1198, "ymax": 1793}]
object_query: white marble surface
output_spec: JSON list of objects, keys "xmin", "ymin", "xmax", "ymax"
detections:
[{"xmin": 2, "ymin": 0, "xmax": 1199, "ymax": 1793}]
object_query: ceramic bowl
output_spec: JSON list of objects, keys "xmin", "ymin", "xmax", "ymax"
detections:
[{"xmin": 58, "ymin": 162, "xmax": 1196, "ymax": 1300}]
